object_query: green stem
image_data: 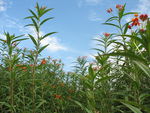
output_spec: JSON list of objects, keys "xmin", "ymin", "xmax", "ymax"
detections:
[
  {"xmin": 32, "ymin": 18, "xmax": 40, "ymax": 113},
  {"xmin": 9, "ymin": 60, "xmax": 14, "ymax": 113}
]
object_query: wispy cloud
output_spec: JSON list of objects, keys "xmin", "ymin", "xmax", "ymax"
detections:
[
  {"xmin": 0, "ymin": 13, "xmax": 69, "ymax": 53},
  {"xmin": 88, "ymin": 10, "xmax": 101, "ymax": 21},
  {"xmin": 0, "ymin": 0, "xmax": 11, "ymax": 12},
  {"xmin": 125, "ymin": 0, "xmax": 150, "ymax": 22},
  {"xmin": 78, "ymin": 0, "xmax": 102, "ymax": 7},
  {"xmin": 136, "ymin": 0, "xmax": 150, "ymax": 15},
  {"xmin": 85, "ymin": 0, "xmax": 101, "ymax": 5}
]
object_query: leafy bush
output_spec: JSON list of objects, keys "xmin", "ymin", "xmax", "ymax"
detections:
[{"xmin": 0, "ymin": 3, "xmax": 150, "ymax": 113}]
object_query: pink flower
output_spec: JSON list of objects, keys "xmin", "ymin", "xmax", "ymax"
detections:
[
  {"xmin": 107, "ymin": 8, "xmax": 113, "ymax": 13},
  {"xmin": 128, "ymin": 25, "xmax": 132, "ymax": 29},
  {"xmin": 116, "ymin": 4, "xmax": 124, "ymax": 11},
  {"xmin": 103, "ymin": 33, "xmax": 110, "ymax": 37}
]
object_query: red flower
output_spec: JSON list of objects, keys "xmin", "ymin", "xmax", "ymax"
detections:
[
  {"xmin": 103, "ymin": 33, "xmax": 110, "ymax": 37},
  {"xmin": 21, "ymin": 67, "xmax": 27, "ymax": 70},
  {"xmin": 128, "ymin": 25, "xmax": 132, "ymax": 29},
  {"xmin": 134, "ymin": 13, "xmax": 138, "ymax": 17},
  {"xmin": 16, "ymin": 64, "xmax": 21, "ymax": 67},
  {"xmin": 131, "ymin": 17, "xmax": 140, "ymax": 26},
  {"xmin": 54, "ymin": 94, "xmax": 61, "ymax": 99},
  {"xmin": 20, "ymin": 66, "xmax": 27, "ymax": 72},
  {"xmin": 106, "ymin": 8, "xmax": 113, "ymax": 13},
  {"xmin": 29, "ymin": 64, "xmax": 34, "ymax": 67},
  {"xmin": 140, "ymin": 29, "xmax": 145, "ymax": 32},
  {"xmin": 41, "ymin": 59, "xmax": 47, "ymax": 65},
  {"xmin": 139, "ymin": 14, "xmax": 148, "ymax": 21}
]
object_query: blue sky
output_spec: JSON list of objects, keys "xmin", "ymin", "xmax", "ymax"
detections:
[{"xmin": 0, "ymin": 0, "xmax": 150, "ymax": 71}]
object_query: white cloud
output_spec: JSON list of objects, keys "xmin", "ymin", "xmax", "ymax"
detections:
[
  {"xmin": 88, "ymin": 10, "xmax": 101, "ymax": 21},
  {"xmin": 41, "ymin": 36, "xmax": 68, "ymax": 52},
  {"xmin": 0, "ymin": 0, "xmax": 6, "ymax": 11},
  {"xmin": 0, "ymin": 33, "xmax": 5, "ymax": 39},
  {"xmin": 23, "ymin": 27, "xmax": 68, "ymax": 52}
]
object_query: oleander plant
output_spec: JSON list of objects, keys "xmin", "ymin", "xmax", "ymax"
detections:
[{"xmin": 0, "ymin": 3, "xmax": 150, "ymax": 113}]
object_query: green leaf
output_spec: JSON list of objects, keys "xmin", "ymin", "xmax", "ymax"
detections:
[
  {"xmin": 36, "ymin": 99, "xmax": 46, "ymax": 109},
  {"xmin": 123, "ymin": 23, "xmax": 129, "ymax": 34},
  {"xmin": 88, "ymin": 65, "xmax": 95, "ymax": 81},
  {"xmin": 13, "ymin": 34, "xmax": 24, "ymax": 40},
  {"xmin": 105, "ymin": 16, "xmax": 118, "ymax": 23},
  {"xmin": 36, "ymin": 2, "xmax": 40, "ymax": 17},
  {"xmin": 28, "ymin": 34, "xmax": 37, "ymax": 46},
  {"xmin": 123, "ymin": 12, "xmax": 139, "ymax": 16},
  {"xmin": 134, "ymin": 61, "xmax": 150, "ymax": 78},
  {"xmin": 121, "ymin": 102, "xmax": 142, "ymax": 113},
  {"xmin": 24, "ymin": 16, "xmax": 34, "ymax": 19},
  {"xmin": 92, "ymin": 48, "xmax": 105, "ymax": 54},
  {"xmin": 0, "ymin": 39, "xmax": 6, "ymax": 42},
  {"xmin": 95, "ymin": 75, "xmax": 115, "ymax": 85},
  {"xmin": 40, "ymin": 17, "xmax": 54, "ymax": 26},
  {"xmin": 38, "ymin": 44, "xmax": 49, "ymax": 54},
  {"xmin": 4, "ymin": 32, "xmax": 11, "ymax": 46},
  {"xmin": 41, "ymin": 32, "xmax": 57, "ymax": 40},
  {"xmin": 12, "ymin": 38, "xmax": 28, "ymax": 43},
  {"xmin": 146, "ymin": 19, "xmax": 150, "ymax": 41},
  {"xmin": 103, "ymin": 23, "xmax": 120, "ymax": 29},
  {"xmin": 24, "ymin": 24, "xmax": 34, "ymax": 27},
  {"xmin": 40, "ymin": 8, "xmax": 53, "ymax": 17},
  {"xmin": 121, "ymin": 35, "xmax": 146, "ymax": 48},
  {"xmin": 106, "ymin": 51, "xmax": 147, "ymax": 63},
  {"xmin": 31, "ymin": 18, "xmax": 39, "ymax": 32},
  {"xmin": 26, "ymin": 55, "xmax": 34, "ymax": 61},
  {"xmin": 118, "ymin": 4, "xmax": 126, "ymax": 20},
  {"xmin": 29, "ymin": 9, "xmax": 38, "ymax": 20},
  {"xmin": 73, "ymin": 100, "xmax": 93, "ymax": 113}
]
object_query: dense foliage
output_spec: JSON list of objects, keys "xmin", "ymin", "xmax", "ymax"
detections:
[{"xmin": 0, "ymin": 3, "xmax": 150, "ymax": 113}]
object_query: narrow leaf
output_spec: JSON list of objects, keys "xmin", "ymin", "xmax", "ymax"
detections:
[
  {"xmin": 28, "ymin": 34, "xmax": 37, "ymax": 46},
  {"xmin": 38, "ymin": 44, "xmax": 49, "ymax": 54}
]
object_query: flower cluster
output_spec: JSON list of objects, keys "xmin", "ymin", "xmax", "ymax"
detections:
[
  {"xmin": 106, "ymin": 4, "xmax": 124, "ymax": 14},
  {"xmin": 128, "ymin": 14, "xmax": 148, "ymax": 29},
  {"xmin": 131, "ymin": 17, "xmax": 140, "ymax": 26}
]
